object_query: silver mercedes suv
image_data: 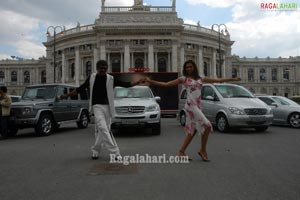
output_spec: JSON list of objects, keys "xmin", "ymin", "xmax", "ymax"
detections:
[
  {"xmin": 111, "ymin": 86, "xmax": 161, "ymax": 134},
  {"xmin": 8, "ymin": 84, "xmax": 89, "ymax": 136}
]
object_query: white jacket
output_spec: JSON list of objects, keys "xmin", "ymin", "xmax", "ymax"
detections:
[{"xmin": 89, "ymin": 73, "xmax": 115, "ymax": 117}]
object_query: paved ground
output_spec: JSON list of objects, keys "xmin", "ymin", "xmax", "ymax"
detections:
[{"xmin": 0, "ymin": 118, "xmax": 299, "ymax": 200}]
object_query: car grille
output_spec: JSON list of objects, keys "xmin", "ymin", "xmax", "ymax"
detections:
[
  {"xmin": 10, "ymin": 108, "xmax": 23, "ymax": 119},
  {"xmin": 244, "ymin": 108, "xmax": 267, "ymax": 115},
  {"xmin": 115, "ymin": 106, "xmax": 145, "ymax": 114}
]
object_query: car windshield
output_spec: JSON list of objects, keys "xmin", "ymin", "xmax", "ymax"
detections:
[
  {"xmin": 22, "ymin": 86, "xmax": 57, "ymax": 100},
  {"xmin": 272, "ymin": 96, "xmax": 299, "ymax": 106},
  {"xmin": 215, "ymin": 85, "xmax": 254, "ymax": 98},
  {"xmin": 114, "ymin": 87, "xmax": 152, "ymax": 98}
]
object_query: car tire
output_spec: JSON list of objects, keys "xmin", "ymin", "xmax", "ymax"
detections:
[
  {"xmin": 216, "ymin": 114, "xmax": 230, "ymax": 133},
  {"xmin": 77, "ymin": 110, "xmax": 89, "ymax": 129},
  {"xmin": 35, "ymin": 114, "xmax": 54, "ymax": 136},
  {"xmin": 288, "ymin": 112, "xmax": 300, "ymax": 128},
  {"xmin": 255, "ymin": 126, "xmax": 268, "ymax": 132},
  {"xmin": 152, "ymin": 122, "xmax": 161, "ymax": 135},
  {"xmin": 180, "ymin": 112, "xmax": 186, "ymax": 126}
]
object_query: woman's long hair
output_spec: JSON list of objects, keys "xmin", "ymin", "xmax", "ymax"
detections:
[{"xmin": 182, "ymin": 60, "xmax": 200, "ymax": 79}]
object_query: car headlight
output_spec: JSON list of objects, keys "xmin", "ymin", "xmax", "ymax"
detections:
[
  {"xmin": 22, "ymin": 107, "xmax": 32, "ymax": 115},
  {"xmin": 228, "ymin": 107, "xmax": 246, "ymax": 115},
  {"xmin": 146, "ymin": 104, "xmax": 159, "ymax": 112}
]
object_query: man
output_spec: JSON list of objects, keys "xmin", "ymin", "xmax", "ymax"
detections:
[
  {"xmin": 61, "ymin": 60, "xmax": 141, "ymax": 160},
  {"xmin": 0, "ymin": 86, "xmax": 12, "ymax": 138}
]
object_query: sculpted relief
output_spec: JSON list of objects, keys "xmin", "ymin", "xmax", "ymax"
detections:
[
  {"xmin": 105, "ymin": 16, "xmax": 175, "ymax": 24},
  {"xmin": 134, "ymin": 0, "xmax": 143, "ymax": 6}
]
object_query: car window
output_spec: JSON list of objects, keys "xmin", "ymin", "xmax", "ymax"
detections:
[
  {"xmin": 57, "ymin": 87, "xmax": 68, "ymax": 99},
  {"xmin": 272, "ymin": 96, "xmax": 298, "ymax": 106},
  {"xmin": 215, "ymin": 85, "xmax": 254, "ymax": 98},
  {"xmin": 23, "ymin": 86, "xmax": 56, "ymax": 99},
  {"xmin": 115, "ymin": 87, "xmax": 152, "ymax": 98},
  {"xmin": 69, "ymin": 88, "xmax": 78, "ymax": 100},
  {"xmin": 259, "ymin": 97, "xmax": 276, "ymax": 106},
  {"xmin": 202, "ymin": 86, "xmax": 215, "ymax": 100}
]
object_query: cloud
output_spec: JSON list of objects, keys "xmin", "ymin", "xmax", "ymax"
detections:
[{"xmin": 185, "ymin": 0, "xmax": 300, "ymax": 57}]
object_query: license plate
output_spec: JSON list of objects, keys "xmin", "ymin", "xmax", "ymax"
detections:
[
  {"xmin": 250, "ymin": 116, "xmax": 266, "ymax": 122},
  {"xmin": 122, "ymin": 120, "xmax": 137, "ymax": 125}
]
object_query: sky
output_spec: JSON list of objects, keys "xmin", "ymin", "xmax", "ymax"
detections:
[{"xmin": 0, "ymin": 0, "xmax": 299, "ymax": 60}]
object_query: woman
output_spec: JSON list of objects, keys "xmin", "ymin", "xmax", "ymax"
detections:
[{"xmin": 145, "ymin": 60, "xmax": 241, "ymax": 161}]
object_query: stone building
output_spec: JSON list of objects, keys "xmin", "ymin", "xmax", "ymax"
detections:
[{"xmin": 0, "ymin": 0, "xmax": 299, "ymax": 97}]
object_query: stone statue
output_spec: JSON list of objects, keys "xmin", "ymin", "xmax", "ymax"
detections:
[
  {"xmin": 134, "ymin": 0, "xmax": 143, "ymax": 6},
  {"xmin": 172, "ymin": 0, "xmax": 176, "ymax": 7},
  {"xmin": 101, "ymin": 0, "xmax": 105, "ymax": 7}
]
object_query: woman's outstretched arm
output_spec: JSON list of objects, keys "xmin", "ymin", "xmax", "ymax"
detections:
[{"xmin": 145, "ymin": 77, "xmax": 182, "ymax": 87}]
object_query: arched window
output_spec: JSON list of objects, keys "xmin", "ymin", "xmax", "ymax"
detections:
[
  {"xmin": 271, "ymin": 68, "xmax": 277, "ymax": 81},
  {"xmin": 248, "ymin": 68, "xmax": 254, "ymax": 81},
  {"xmin": 70, "ymin": 63, "xmax": 75, "ymax": 79},
  {"xmin": 24, "ymin": 71, "xmax": 30, "ymax": 84},
  {"xmin": 41, "ymin": 70, "xmax": 46, "ymax": 83},
  {"xmin": 11, "ymin": 71, "xmax": 17, "ymax": 83},
  {"xmin": 135, "ymin": 58, "xmax": 144, "ymax": 68},
  {"xmin": 272, "ymin": 88, "xmax": 278, "ymax": 96},
  {"xmin": 283, "ymin": 69, "xmax": 289, "ymax": 81},
  {"xmin": 111, "ymin": 58, "xmax": 121, "ymax": 73},
  {"xmin": 261, "ymin": 87, "xmax": 267, "ymax": 94},
  {"xmin": 0, "ymin": 71, "xmax": 4, "ymax": 84},
  {"xmin": 204, "ymin": 62, "xmax": 208, "ymax": 76},
  {"xmin": 158, "ymin": 58, "xmax": 167, "ymax": 72},
  {"xmin": 260, "ymin": 68, "xmax": 266, "ymax": 81},
  {"xmin": 86, "ymin": 61, "xmax": 92, "ymax": 77},
  {"xmin": 232, "ymin": 68, "xmax": 238, "ymax": 78}
]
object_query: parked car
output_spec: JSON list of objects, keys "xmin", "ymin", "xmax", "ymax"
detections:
[
  {"xmin": 5, "ymin": 84, "xmax": 89, "ymax": 137},
  {"xmin": 9, "ymin": 95, "xmax": 21, "ymax": 103},
  {"xmin": 290, "ymin": 96, "xmax": 300, "ymax": 105},
  {"xmin": 178, "ymin": 83, "xmax": 273, "ymax": 132},
  {"xmin": 111, "ymin": 86, "xmax": 161, "ymax": 134},
  {"xmin": 257, "ymin": 95, "xmax": 300, "ymax": 128}
]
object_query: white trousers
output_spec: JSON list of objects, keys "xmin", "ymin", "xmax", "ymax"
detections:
[{"xmin": 91, "ymin": 105, "xmax": 120, "ymax": 156}]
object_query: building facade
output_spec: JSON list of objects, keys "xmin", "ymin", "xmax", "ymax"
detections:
[{"xmin": 0, "ymin": 0, "xmax": 299, "ymax": 97}]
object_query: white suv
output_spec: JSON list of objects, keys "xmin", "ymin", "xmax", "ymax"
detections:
[{"xmin": 112, "ymin": 86, "xmax": 161, "ymax": 134}]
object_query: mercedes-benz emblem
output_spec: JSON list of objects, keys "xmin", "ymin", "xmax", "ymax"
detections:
[{"xmin": 128, "ymin": 107, "xmax": 132, "ymax": 112}]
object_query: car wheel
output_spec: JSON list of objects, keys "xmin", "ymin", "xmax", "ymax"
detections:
[
  {"xmin": 216, "ymin": 114, "xmax": 230, "ymax": 133},
  {"xmin": 35, "ymin": 114, "xmax": 54, "ymax": 136},
  {"xmin": 77, "ymin": 110, "xmax": 89, "ymax": 129},
  {"xmin": 180, "ymin": 112, "xmax": 186, "ymax": 126},
  {"xmin": 152, "ymin": 122, "xmax": 161, "ymax": 135},
  {"xmin": 255, "ymin": 126, "xmax": 268, "ymax": 132},
  {"xmin": 288, "ymin": 112, "xmax": 300, "ymax": 128}
]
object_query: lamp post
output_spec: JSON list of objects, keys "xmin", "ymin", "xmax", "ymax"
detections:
[
  {"xmin": 46, "ymin": 26, "xmax": 63, "ymax": 83},
  {"xmin": 211, "ymin": 24, "xmax": 228, "ymax": 78}
]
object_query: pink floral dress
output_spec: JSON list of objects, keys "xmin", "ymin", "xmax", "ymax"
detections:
[{"xmin": 179, "ymin": 76, "xmax": 213, "ymax": 135}]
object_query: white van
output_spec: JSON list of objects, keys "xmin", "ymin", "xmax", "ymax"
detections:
[{"xmin": 178, "ymin": 83, "xmax": 273, "ymax": 132}]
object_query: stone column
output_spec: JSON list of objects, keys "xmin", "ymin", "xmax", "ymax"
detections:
[
  {"xmin": 168, "ymin": 52, "xmax": 171, "ymax": 72},
  {"xmin": 171, "ymin": 42, "xmax": 178, "ymax": 72},
  {"xmin": 198, "ymin": 46, "xmax": 204, "ymax": 76},
  {"xmin": 148, "ymin": 41, "xmax": 154, "ymax": 72},
  {"xmin": 75, "ymin": 47, "xmax": 80, "ymax": 85},
  {"xmin": 124, "ymin": 41, "xmax": 130, "ymax": 71},
  {"xmin": 180, "ymin": 45, "xmax": 185, "ymax": 70},
  {"xmin": 61, "ymin": 51, "xmax": 65, "ymax": 83},
  {"xmin": 100, "ymin": 40, "xmax": 106, "ymax": 60},
  {"xmin": 222, "ymin": 54, "xmax": 226, "ymax": 78},
  {"xmin": 121, "ymin": 53, "xmax": 124, "ymax": 72},
  {"xmin": 107, "ymin": 53, "xmax": 111, "ymax": 72},
  {"xmin": 212, "ymin": 48, "xmax": 217, "ymax": 78},
  {"xmin": 154, "ymin": 52, "xmax": 157, "ymax": 71},
  {"xmin": 93, "ymin": 47, "xmax": 99, "ymax": 73}
]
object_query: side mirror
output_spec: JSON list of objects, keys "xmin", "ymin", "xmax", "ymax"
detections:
[
  {"xmin": 206, "ymin": 96, "xmax": 215, "ymax": 101},
  {"xmin": 155, "ymin": 96, "xmax": 161, "ymax": 102},
  {"xmin": 271, "ymin": 102, "xmax": 278, "ymax": 107}
]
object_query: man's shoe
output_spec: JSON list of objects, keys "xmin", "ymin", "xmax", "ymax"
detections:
[{"xmin": 91, "ymin": 152, "xmax": 99, "ymax": 160}]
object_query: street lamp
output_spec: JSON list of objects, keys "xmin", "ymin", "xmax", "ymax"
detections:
[
  {"xmin": 211, "ymin": 24, "xmax": 228, "ymax": 78},
  {"xmin": 46, "ymin": 26, "xmax": 63, "ymax": 83}
]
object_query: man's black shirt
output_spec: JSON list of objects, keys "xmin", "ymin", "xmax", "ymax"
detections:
[{"xmin": 76, "ymin": 74, "xmax": 131, "ymax": 105}]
